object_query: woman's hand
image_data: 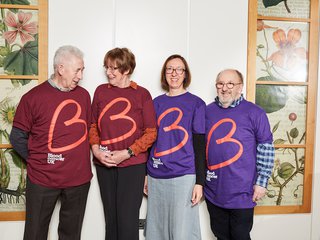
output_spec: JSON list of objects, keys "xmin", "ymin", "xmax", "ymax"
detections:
[
  {"xmin": 92, "ymin": 144, "xmax": 117, "ymax": 167},
  {"xmin": 143, "ymin": 176, "xmax": 148, "ymax": 196},
  {"xmin": 109, "ymin": 149, "xmax": 131, "ymax": 165},
  {"xmin": 191, "ymin": 184, "xmax": 203, "ymax": 206}
]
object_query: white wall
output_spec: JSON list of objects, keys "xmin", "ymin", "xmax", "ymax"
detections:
[{"xmin": 1, "ymin": 0, "xmax": 319, "ymax": 239}]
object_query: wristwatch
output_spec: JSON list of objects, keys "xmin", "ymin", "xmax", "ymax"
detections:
[{"xmin": 127, "ymin": 147, "xmax": 135, "ymax": 157}]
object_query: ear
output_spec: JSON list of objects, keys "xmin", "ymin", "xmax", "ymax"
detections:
[
  {"xmin": 124, "ymin": 69, "xmax": 130, "ymax": 75},
  {"xmin": 57, "ymin": 64, "xmax": 64, "ymax": 76}
]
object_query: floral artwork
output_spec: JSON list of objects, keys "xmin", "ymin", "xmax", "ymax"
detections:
[
  {"xmin": 257, "ymin": 97, "xmax": 306, "ymax": 206},
  {"xmin": 0, "ymin": 148, "xmax": 26, "ymax": 211},
  {"xmin": 0, "ymin": 8, "xmax": 38, "ymax": 76},
  {"xmin": 256, "ymin": 20, "xmax": 309, "ymax": 82},
  {"xmin": 0, "ymin": 0, "xmax": 45, "ymax": 219},
  {"xmin": 258, "ymin": 148, "xmax": 304, "ymax": 206},
  {"xmin": 258, "ymin": 0, "xmax": 310, "ymax": 18},
  {"xmin": 255, "ymin": 20, "xmax": 308, "ymax": 206},
  {"xmin": 0, "ymin": 79, "xmax": 36, "ymax": 212}
]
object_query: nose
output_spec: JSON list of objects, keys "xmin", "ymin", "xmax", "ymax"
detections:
[
  {"xmin": 222, "ymin": 83, "xmax": 228, "ymax": 90},
  {"xmin": 171, "ymin": 69, "xmax": 178, "ymax": 76},
  {"xmin": 77, "ymin": 69, "xmax": 83, "ymax": 80}
]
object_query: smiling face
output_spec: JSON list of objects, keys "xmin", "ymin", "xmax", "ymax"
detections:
[
  {"xmin": 216, "ymin": 69, "xmax": 243, "ymax": 108},
  {"xmin": 58, "ymin": 55, "xmax": 84, "ymax": 91},
  {"xmin": 105, "ymin": 59, "xmax": 130, "ymax": 88},
  {"xmin": 165, "ymin": 58, "xmax": 186, "ymax": 93}
]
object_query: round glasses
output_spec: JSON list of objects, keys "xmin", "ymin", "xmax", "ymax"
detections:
[
  {"xmin": 216, "ymin": 82, "xmax": 242, "ymax": 89},
  {"xmin": 165, "ymin": 67, "xmax": 185, "ymax": 75},
  {"xmin": 105, "ymin": 66, "xmax": 119, "ymax": 73}
]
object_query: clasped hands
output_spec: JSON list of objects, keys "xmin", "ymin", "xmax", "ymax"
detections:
[{"xmin": 95, "ymin": 149, "xmax": 130, "ymax": 167}]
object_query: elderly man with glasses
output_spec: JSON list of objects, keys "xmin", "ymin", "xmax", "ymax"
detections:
[{"xmin": 204, "ymin": 69, "xmax": 275, "ymax": 240}]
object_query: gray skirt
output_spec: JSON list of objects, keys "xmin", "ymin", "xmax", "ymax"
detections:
[{"xmin": 145, "ymin": 174, "xmax": 201, "ymax": 240}]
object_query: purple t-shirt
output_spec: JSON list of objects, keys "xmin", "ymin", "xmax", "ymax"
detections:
[
  {"xmin": 204, "ymin": 99, "xmax": 273, "ymax": 209},
  {"xmin": 147, "ymin": 92, "xmax": 205, "ymax": 179},
  {"xmin": 13, "ymin": 81, "xmax": 93, "ymax": 188}
]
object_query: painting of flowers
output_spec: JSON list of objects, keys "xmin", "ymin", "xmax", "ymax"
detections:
[
  {"xmin": 0, "ymin": 8, "xmax": 38, "ymax": 76},
  {"xmin": 255, "ymin": 20, "xmax": 308, "ymax": 206},
  {"xmin": 258, "ymin": 0, "xmax": 310, "ymax": 18},
  {"xmin": 256, "ymin": 20, "xmax": 309, "ymax": 82},
  {"xmin": 0, "ymin": 79, "xmax": 36, "ymax": 213}
]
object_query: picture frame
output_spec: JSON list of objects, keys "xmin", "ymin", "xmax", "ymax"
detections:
[
  {"xmin": 0, "ymin": 0, "xmax": 47, "ymax": 221},
  {"xmin": 246, "ymin": 0, "xmax": 319, "ymax": 214}
]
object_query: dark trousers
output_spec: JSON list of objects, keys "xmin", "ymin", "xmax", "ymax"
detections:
[
  {"xmin": 23, "ymin": 178, "xmax": 90, "ymax": 240},
  {"xmin": 206, "ymin": 199, "xmax": 254, "ymax": 240},
  {"xmin": 96, "ymin": 163, "xmax": 146, "ymax": 240}
]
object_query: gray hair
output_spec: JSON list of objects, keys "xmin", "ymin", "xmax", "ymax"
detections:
[{"xmin": 53, "ymin": 45, "xmax": 84, "ymax": 70}]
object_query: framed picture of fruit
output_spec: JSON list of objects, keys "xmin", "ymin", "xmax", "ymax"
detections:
[
  {"xmin": 0, "ymin": 0, "xmax": 47, "ymax": 221},
  {"xmin": 246, "ymin": 0, "xmax": 318, "ymax": 213}
]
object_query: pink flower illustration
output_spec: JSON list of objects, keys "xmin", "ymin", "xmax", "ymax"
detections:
[
  {"xmin": 268, "ymin": 28, "xmax": 308, "ymax": 70},
  {"xmin": 3, "ymin": 11, "xmax": 38, "ymax": 45}
]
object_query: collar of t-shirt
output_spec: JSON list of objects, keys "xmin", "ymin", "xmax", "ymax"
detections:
[
  {"xmin": 215, "ymin": 94, "xmax": 244, "ymax": 108},
  {"xmin": 47, "ymin": 78, "xmax": 70, "ymax": 92},
  {"xmin": 107, "ymin": 81, "xmax": 138, "ymax": 89}
]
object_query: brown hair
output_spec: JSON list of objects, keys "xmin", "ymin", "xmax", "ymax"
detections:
[
  {"xmin": 160, "ymin": 54, "xmax": 191, "ymax": 91},
  {"xmin": 103, "ymin": 47, "xmax": 136, "ymax": 75}
]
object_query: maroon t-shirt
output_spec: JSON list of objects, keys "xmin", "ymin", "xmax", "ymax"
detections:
[
  {"xmin": 91, "ymin": 82, "xmax": 157, "ymax": 167},
  {"xmin": 13, "ymin": 81, "xmax": 92, "ymax": 188}
]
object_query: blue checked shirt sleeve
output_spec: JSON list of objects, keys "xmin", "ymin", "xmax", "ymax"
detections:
[{"xmin": 256, "ymin": 143, "xmax": 275, "ymax": 188}]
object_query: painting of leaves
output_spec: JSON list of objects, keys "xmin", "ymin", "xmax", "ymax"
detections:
[
  {"xmin": 0, "ymin": 8, "xmax": 38, "ymax": 75},
  {"xmin": 0, "ymin": 0, "xmax": 38, "ymax": 6},
  {"xmin": 256, "ymin": 85, "xmax": 306, "ymax": 145},
  {"xmin": 258, "ymin": 148, "xmax": 304, "ymax": 206},
  {"xmin": 0, "ymin": 148, "xmax": 26, "ymax": 211},
  {"xmin": 258, "ymin": 0, "xmax": 310, "ymax": 18}
]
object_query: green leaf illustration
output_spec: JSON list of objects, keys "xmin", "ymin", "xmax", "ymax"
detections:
[
  {"xmin": 4, "ymin": 149, "xmax": 26, "ymax": 170},
  {"xmin": 262, "ymin": 0, "xmax": 285, "ymax": 8},
  {"xmin": 4, "ymin": 34, "xmax": 38, "ymax": 75},
  {"xmin": 278, "ymin": 162, "xmax": 295, "ymax": 180},
  {"xmin": 0, "ymin": 0, "xmax": 30, "ymax": 5},
  {"xmin": 0, "ymin": 0, "xmax": 30, "ymax": 13},
  {"xmin": 256, "ymin": 80, "xmax": 288, "ymax": 113},
  {"xmin": 273, "ymin": 138, "xmax": 286, "ymax": 145},
  {"xmin": 256, "ymin": 85, "xmax": 288, "ymax": 113},
  {"xmin": 11, "ymin": 79, "xmax": 32, "ymax": 87},
  {"xmin": 272, "ymin": 121, "xmax": 280, "ymax": 133}
]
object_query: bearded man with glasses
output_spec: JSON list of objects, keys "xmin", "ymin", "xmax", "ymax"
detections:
[{"xmin": 204, "ymin": 69, "xmax": 275, "ymax": 240}]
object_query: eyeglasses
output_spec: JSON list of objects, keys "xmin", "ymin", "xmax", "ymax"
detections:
[
  {"xmin": 165, "ymin": 67, "xmax": 185, "ymax": 75},
  {"xmin": 216, "ymin": 82, "xmax": 242, "ymax": 89},
  {"xmin": 105, "ymin": 66, "xmax": 119, "ymax": 73}
]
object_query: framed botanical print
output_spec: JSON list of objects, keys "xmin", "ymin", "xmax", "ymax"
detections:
[
  {"xmin": 0, "ymin": 0, "xmax": 47, "ymax": 221},
  {"xmin": 247, "ymin": 0, "xmax": 318, "ymax": 214}
]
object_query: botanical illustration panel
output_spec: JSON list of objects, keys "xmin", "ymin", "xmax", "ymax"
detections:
[
  {"xmin": 0, "ymin": 8, "xmax": 38, "ymax": 76},
  {"xmin": 0, "ymin": 79, "xmax": 37, "ymax": 144},
  {"xmin": 258, "ymin": 147, "xmax": 304, "ymax": 206},
  {"xmin": 0, "ymin": 0, "xmax": 38, "ymax": 6},
  {"xmin": 0, "ymin": 148, "xmax": 26, "ymax": 212},
  {"xmin": 256, "ymin": 20, "xmax": 309, "ymax": 82},
  {"xmin": 256, "ymin": 85, "xmax": 306, "ymax": 145},
  {"xmin": 258, "ymin": 0, "xmax": 310, "ymax": 18}
]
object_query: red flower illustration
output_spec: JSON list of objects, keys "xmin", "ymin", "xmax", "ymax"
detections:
[
  {"xmin": 268, "ymin": 29, "xmax": 308, "ymax": 70},
  {"xmin": 3, "ymin": 11, "xmax": 38, "ymax": 45}
]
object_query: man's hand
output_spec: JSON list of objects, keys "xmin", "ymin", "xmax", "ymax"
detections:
[{"xmin": 252, "ymin": 184, "xmax": 267, "ymax": 202}]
